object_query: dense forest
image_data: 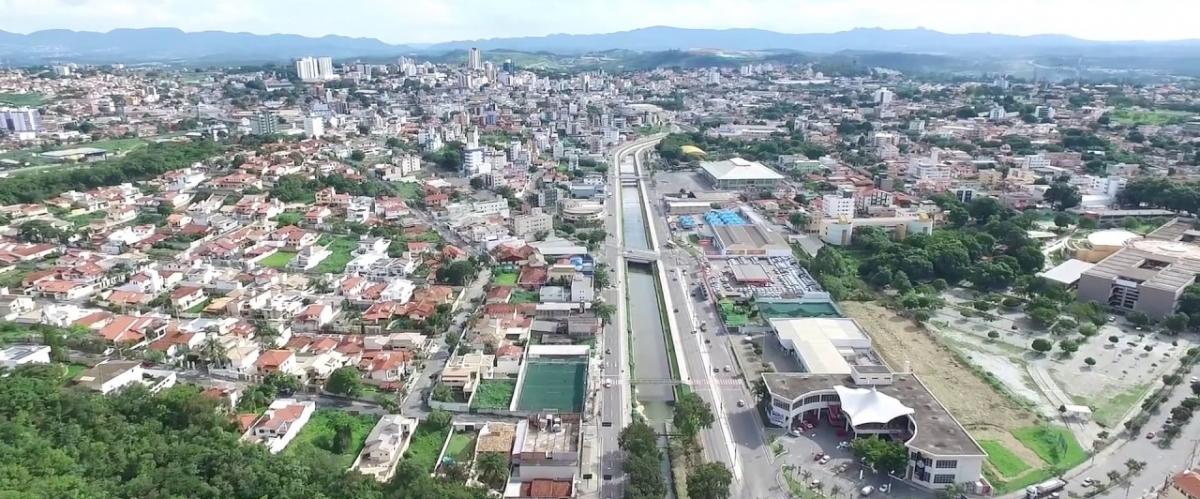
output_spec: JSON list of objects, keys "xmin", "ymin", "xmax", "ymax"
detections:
[
  {"xmin": 0, "ymin": 364, "xmax": 487, "ymax": 499},
  {"xmin": 0, "ymin": 140, "xmax": 221, "ymax": 204},
  {"xmin": 656, "ymin": 132, "xmax": 826, "ymax": 165}
]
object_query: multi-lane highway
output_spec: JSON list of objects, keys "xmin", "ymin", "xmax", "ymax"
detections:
[{"xmin": 595, "ymin": 137, "xmax": 661, "ymax": 499}]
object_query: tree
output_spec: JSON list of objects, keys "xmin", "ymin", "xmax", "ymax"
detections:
[
  {"xmin": 17, "ymin": 220, "xmax": 69, "ymax": 244},
  {"xmin": 620, "ymin": 419, "xmax": 664, "ymax": 499},
  {"xmin": 427, "ymin": 409, "xmax": 452, "ymax": 429},
  {"xmin": 197, "ymin": 335, "xmax": 229, "ymax": 370},
  {"xmin": 967, "ymin": 197, "xmax": 1004, "ymax": 223},
  {"xmin": 325, "ymin": 367, "xmax": 363, "ymax": 397},
  {"xmin": 1028, "ymin": 307, "xmax": 1059, "ymax": 328},
  {"xmin": 687, "ymin": 462, "xmax": 734, "ymax": 499},
  {"xmin": 432, "ymin": 383, "xmax": 454, "ymax": 402},
  {"xmin": 1031, "ymin": 338, "xmax": 1053, "ymax": 354},
  {"xmin": 1044, "ymin": 183, "xmax": 1082, "ymax": 211},
  {"xmin": 592, "ymin": 300, "xmax": 615, "ymax": 326},
  {"xmin": 1053, "ymin": 212, "xmax": 1073, "ymax": 228},
  {"xmin": 850, "ymin": 436, "xmax": 908, "ymax": 474},
  {"xmin": 1164, "ymin": 313, "xmax": 1189, "ymax": 333},
  {"xmin": 1127, "ymin": 311, "xmax": 1152, "ymax": 328},
  {"xmin": 350, "ymin": 150, "xmax": 366, "ymax": 161},
  {"xmin": 436, "ymin": 260, "xmax": 478, "ymax": 286},
  {"xmin": 469, "ymin": 177, "xmax": 484, "ymax": 190},
  {"xmin": 1059, "ymin": 339, "xmax": 1079, "ymax": 355},
  {"xmin": 476, "ymin": 452, "xmax": 509, "ymax": 490},
  {"xmin": 673, "ymin": 392, "xmax": 715, "ymax": 442},
  {"xmin": 263, "ymin": 371, "xmax": 301, "ymax": 395},
  {"xmin": 789, "ymin": 212, "xmax": 811, "ymax": 229}
]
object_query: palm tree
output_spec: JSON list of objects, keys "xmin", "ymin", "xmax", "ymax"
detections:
[
  {"xmin": 198, "ymin": 335, "xmax": 229, "ymax": 371},
  {"xmin": 476, "ymin": 452, "xmax": 509, "ymax": 490},
  {"xmin": 253, "ymin": 319, "xmax": 280, "ymax": 348},
  {"xmin": 592, "ymin": 299, "xmax": 616, "ymax": 326}
]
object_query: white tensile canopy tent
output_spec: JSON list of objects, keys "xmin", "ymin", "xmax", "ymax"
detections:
[{"xmin": 833, "ymin": 386, "xmax": 915, "ymax": 425}]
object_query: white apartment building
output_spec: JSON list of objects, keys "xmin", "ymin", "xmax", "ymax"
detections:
[
  {"xmin": 823, "ymin": 186, "xmax": 857, "ymax": 219},
  {"xmin": 302, "ymin": 116, "xmax": 324, "ymax": 138},
  {"xmin": 0, "ymin": 107, "xmax": 41, "ymax": 133},
  {"xmin": 514, "ymin": 209, "xmax": 553, "ymax": 239}
]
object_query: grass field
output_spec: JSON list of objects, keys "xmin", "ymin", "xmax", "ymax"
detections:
[
  {"xmin": 0, "ymin": 92, "xmax": 46, "ymax": 107},
  {"xmin": 510, "ymin": 290, "xmax": 540, "ymax": 304},
  {"xmin": 444, "ymin": 432, "xmax": 476, "ymax": 468},
  {"xmin": 1110, "ymin": 107, "xmax": 1194, "ymax": 126},
  {"xmin": 0, "ymin": 137, "xmax": 149, "ymax": 168},
  {"xmin": 259, "ymin": 250, "xmax": 298, "ymax": 269},
  {"xmin": 492, "ymin": 272, "xmax": 518, "ymax": 286},
  {"xmin": 314, "ymin": 236, "xmax": 357, "ymax": 274},
  {"xmin": 184, "ymin": 298, "xmax": 213, "ymax": 314},
  {"xmin": 393, "ymin": 182, "xmax": 422, "ymax": 200},
  {"xmin": 287, "ymin": 410, "xmax": 379, "ymax": 468},
  {"xmin": 1090, "ymin": 383, "xmax": 1151, "ymax": 427},
  {"xmin": 470, "ymin": 380, "xmax": 516, "ymax": 410},
  {"xmin": 980, "ymin": 440, "xmax": 1032, "ymax": 477},
  {"xmin": 1012, "ymin": 425, "xmax": 1087, "ymax": 467},
  {"xmin": 405, "ymin": 421, "xmax": 451, "ymax": 472}
]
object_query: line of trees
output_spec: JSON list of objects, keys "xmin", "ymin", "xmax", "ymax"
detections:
[{"xmin": 0, "ymin": 140, "xmax": 221, "ymax": 204}]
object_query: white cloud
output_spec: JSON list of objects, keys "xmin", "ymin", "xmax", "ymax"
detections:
[{"xmin": 0, "ymin": 0, "xmax": 1195, "ymax": 43}]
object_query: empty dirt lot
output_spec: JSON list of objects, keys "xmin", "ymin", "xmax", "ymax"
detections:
[{"xmin": 840, "ymin": 301, "xmax": 1040, "ymax": 433}]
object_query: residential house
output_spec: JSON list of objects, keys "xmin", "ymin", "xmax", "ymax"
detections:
[
  {"xmin": 352, "ymin": 415, "xmax": 418, "ymax": 482},
  {"xmin": 241, "ymin": 399, "xmax": 316, "ymax": 453},
  {"xmin": 171, "ymin": 285, "xmax": 207, "ymax": 311}
]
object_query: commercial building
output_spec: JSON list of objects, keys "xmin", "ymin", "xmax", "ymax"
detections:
[
  {"xmin": 763, "ymin": 371, "xmax": 988, "ymax": 491},
  {"xmin": 1078, "ymin": 219, "xmax": 1200, "ymax": 319},
  {"xmin": 699, "ymin": 157, "xmax": 785, "ymax": 190},
  {"xmin": 710, "ymin": 223, "xmax": 790, "ymax": 258},
  {"xmin": 302, "ymin": 116, "xmax": 324, "ymax": 138},
  {"xmin": 468, "ymin": 48, "xmax": 483, "ymax": 71},
  {"xmin": 768, "ymin": 318, "xmax": 873, "ymax": 374},
  {"xmin": 817, "ymin": 212, "xmax": 934, "ymax": 246}
]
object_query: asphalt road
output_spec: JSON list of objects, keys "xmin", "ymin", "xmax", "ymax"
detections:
[
  {"xmin": 643, "ymin": 194, "xmax": 782, "ymax": 499},
  {"xmin": 596, "ymin": 137, "xmax": 662, "ymax": 499}
]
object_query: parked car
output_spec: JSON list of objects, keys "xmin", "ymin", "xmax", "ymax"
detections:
[
  {"xmin": 736, "ymin": 399, "xmax": 745, "ymax": 407},
  {"xmin": 1146, "ymin": 432, "xmax": 1156, "ymax": 439},
  {"xmin": 861, "ymin": 486, "xmax": 875, "ymax": 496}
]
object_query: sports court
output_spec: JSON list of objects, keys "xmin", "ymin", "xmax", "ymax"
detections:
[{"xmin": 515, "ymin": 360, "xmax": 588, "ymax": 412}]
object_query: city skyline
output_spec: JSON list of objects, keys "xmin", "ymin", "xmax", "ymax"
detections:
[{"xmin": 1, "ymin": 0, "xmax": 1199, "ymax": 44}]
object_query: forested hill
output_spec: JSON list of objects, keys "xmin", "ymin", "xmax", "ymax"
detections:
[{"xmin": 0, "ymin": 364, "xmax": 487, "ymax": 499}]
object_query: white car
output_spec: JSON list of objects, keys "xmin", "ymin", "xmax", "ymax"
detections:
[
  {"xmin": 604, "ymin": 379, "xmax": 613, "ymax": 388},
  {"xmin": 861, "ymin": 486, "xmax": 875, "ymax": 496}
]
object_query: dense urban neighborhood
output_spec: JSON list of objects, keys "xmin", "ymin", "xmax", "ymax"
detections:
[{"xmin": 4, "ymin": 36, "xmax": 1200, "ymax": 499}]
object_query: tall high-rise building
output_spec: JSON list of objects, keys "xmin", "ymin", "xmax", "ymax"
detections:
[
  {"xmin": 0, "ymin": 107, "xmax": 42, "ymax": 133},
  {"xmin": 295, "ymin": 57, "xmax": 320, "ymax": 82},
  {"xmin": 251, "ymin": 111, "xmax": 279, "ymax": 135},
  {"xmin": 296, "ymin": 56, "xmax": 335, "ymax": 82},
  {"xmin": 467, "ymin": 47, "xmax": 482, "ymax": 71},
  {"xmin": 317, "ymin": 57, "xmax": 334, "ymax": 80}
]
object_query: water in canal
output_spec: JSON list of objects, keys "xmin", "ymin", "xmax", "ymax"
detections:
[{"xmin": 621, "ymin": 179, "xmax": 673, "ymax": 422}]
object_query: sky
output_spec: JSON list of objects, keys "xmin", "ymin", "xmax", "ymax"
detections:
[{"xmin": 0, "ymin": 0, "xmax": 1197, "ymax": 44}]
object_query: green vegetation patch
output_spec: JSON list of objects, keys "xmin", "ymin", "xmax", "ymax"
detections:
[
  {"xmin": 509, "ymin": 290, "xmax": 540, "ymax": 304},
  {"xmin": 287, "ymin": 409, "xmax": 379, "ymax": 468},
  {"xmin": 1110, "ymin": 107, "xmax": 1193, "ymax": 126},
  {"xmin": 259, "ymin": 250, "xmax": 298, "ymax": 269},
  {"xmin": 0, "ymin": 92, "xmax": 46, "ymax": 107},
  {"xmin": 1090, "ymin": 383, "xmax": 1152, "ymax": 427},
  {"xmin": 1012, "ymin": 424, "xmax": 1088, "ymax": 469},
  {"xmin": 470, "ymin": 379, "xmax": 516, "ymax": 410},
  {"xmin": 394, "ymin": 182, "xmax": 422, "ymax": 200},
  {"xmin": 492, "ymin": 272, "xmax": 518, "ymax": 286},
  {"xmin": 315, "ymin": 236, "xmax": 358, "ymax": 274},
  {"xmin": 979, "ymin": 440, "xmax": 1031, "ymax": 477},
  {"xmin": 405, "ymin": 420, "xmax": 452, "ymax": 472},
  {"xmin": 444, "ymin": 432, "xmax": 476, "ymax": 466}
]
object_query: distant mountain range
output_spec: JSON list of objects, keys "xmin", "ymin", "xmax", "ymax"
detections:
[{"xmin": 1, "ymin": 25, "xmax": 1199, "ymax": 65}]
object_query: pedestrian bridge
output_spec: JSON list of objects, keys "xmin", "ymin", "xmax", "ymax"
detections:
[{"xmin": 623, "ymin": 249, "xmax": 659, "ymax": 263}]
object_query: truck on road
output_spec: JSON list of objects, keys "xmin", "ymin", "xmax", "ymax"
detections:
[{"xmin": 1026, "ymin": 478, "xmax": 1067, "ymax": 499}]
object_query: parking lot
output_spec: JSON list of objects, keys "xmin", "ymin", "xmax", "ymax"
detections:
[{"xmin": 773, "ymin": 419, "xmax": 929, "ymax": 499}]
